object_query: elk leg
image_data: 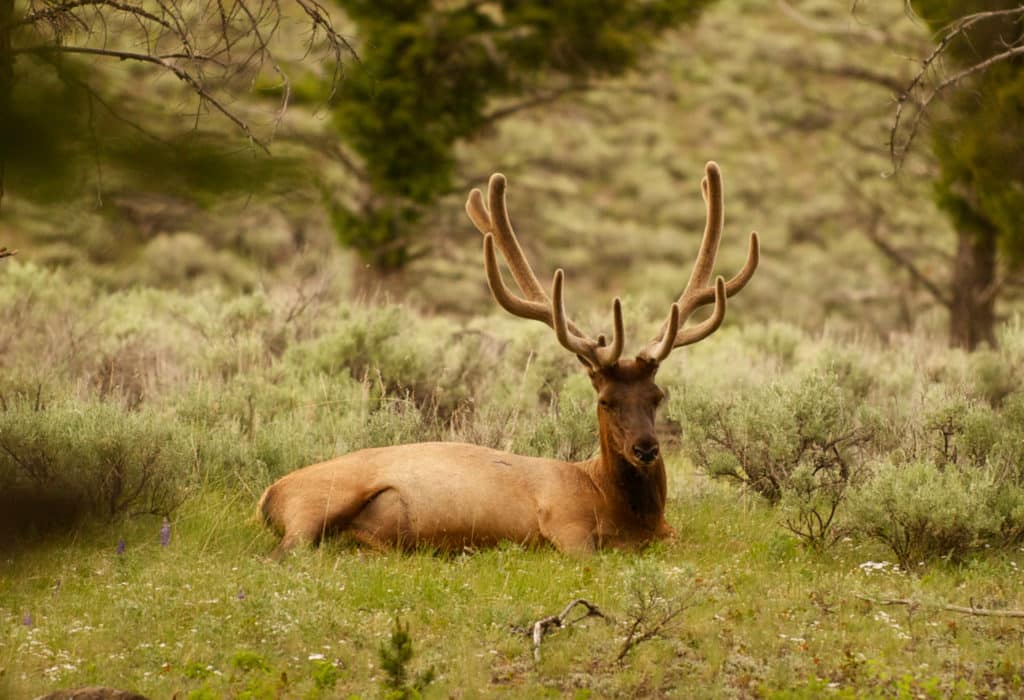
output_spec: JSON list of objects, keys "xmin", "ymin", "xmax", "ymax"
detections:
[
  {"xmin": 542, "ymin": 521, "xmax": 596, "ymax": 555},
  {"xmin": 656, "ymin": 519, "xmax": 677, "ymax": 541},
  {"xmin": 266, "ymin": 486, "xmax": 382, "ymax": 560},
  {"xmin": 348, "ymin": 488, "xmax": 411, "ymax": 548}
]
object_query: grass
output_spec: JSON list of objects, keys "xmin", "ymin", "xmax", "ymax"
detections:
[
  {"xmin": 3, "ymin": 460, "xmax": 1023, "ymax": 699},
  {"xmin": 2, "ymin": 267, "xmax": 1023, "ymax": 698}
]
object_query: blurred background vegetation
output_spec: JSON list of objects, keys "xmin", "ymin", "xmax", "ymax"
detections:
[{"xmin": 1, "ymin": 0, "xmax": 1020, "ymax": 349}]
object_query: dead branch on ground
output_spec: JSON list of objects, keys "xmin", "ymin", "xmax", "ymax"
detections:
[
  {"xmin": 525, "ymin": 598, "xmax": 609, "ymax": 662},
  {"xmin": 857, "ymin": 594, "xmax": 1024, "ymax": 619}
]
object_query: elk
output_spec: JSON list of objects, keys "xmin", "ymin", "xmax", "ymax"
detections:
[{"xmin": 259, "ymin": 161, "xmax": 759, "ymax": 557}]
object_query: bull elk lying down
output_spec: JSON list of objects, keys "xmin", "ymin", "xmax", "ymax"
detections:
[{"xmin": 259, "ymin": 161, "xmax": 759, "ymax": 557}]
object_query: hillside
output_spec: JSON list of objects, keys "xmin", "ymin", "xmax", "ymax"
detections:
[{"xmin": 0, "ymin": 0, "xmax": 977, "ymax": 342}]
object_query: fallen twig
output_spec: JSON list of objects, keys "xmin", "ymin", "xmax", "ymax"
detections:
[
  {"xmin": 528, "ymin": 598, "xmax": 609, "ymax": 662},
  {"xmin": 856, "ymin": 594, "xmax": 1024, "ymax": 619}
]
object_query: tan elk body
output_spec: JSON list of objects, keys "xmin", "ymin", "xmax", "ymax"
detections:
[{"xmin": 259, "ymin": 162, "xmax": 759, "ymax": 557}]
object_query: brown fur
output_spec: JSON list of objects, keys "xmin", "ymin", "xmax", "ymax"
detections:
[
  {"xmin": 258, "ymin": 360, "xmax": 672, "ymax": 557},
  {"xmin": 259, "ymin": 163, "xmax": 757, "ymax": 557}
]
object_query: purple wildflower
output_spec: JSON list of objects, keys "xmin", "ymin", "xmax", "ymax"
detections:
[
  {"xmin": 160, "ymin": 518, "xmax": 171, "ymax": 547},
  {"xmin": 237, "ymin": 589, "xmax": 246, "ymax": 600},
  {"xmin": 116, "ymin": 538, "xmax": 126, "ymax": 555},
  {"xmin": 22, "ymin": 612, "xmax": 32, "ymax": 627}
]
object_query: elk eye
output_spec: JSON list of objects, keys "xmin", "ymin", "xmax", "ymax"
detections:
[{"xmin": 599, "ymin": 399, "xmax": 614, "ymax": 410}]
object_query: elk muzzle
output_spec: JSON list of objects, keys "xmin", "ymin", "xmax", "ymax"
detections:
[{"xmin": 632, "ymin": 440, "xmax": 661, "ymax": 465}]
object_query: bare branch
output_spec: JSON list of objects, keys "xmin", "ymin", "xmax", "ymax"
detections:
[
  {"xmin": 481, "ymin": 82, "xmax": 589, "ymax": 125},
  {"xmin": 16, "ymin": 44, "xmax": 271, "ymax": 152},
  {"xmin": 615, "ymin": 586, "xmax": 691, "ymax": 664},
  {"xmin": 857, "ymin": 594, "xmax": 1024, "ymax": 619},
  {"xmin": 838, "ymin": 173, "xmax": 951, "ymax": 307},
  {"xmin": 292, "ymin": 0, "xmax": 359, "ymax": 98},
  {"xmin": 783, "ymin": 57, "xmax": 907, "ymax": 93},
  {"xmin": 527, "ymin": 598, "xmax": 609, "ymax": 662},
  {"xmin": 10, "ymin": 0, "xmax": 359, "ymax": 160},
  {"xmin": 16, "ymin": 0, "xmax": 178, "ymax": 34},
  {"xmin": 890, "ymin": 5, "xmax": 1024, "ymax": 169},
  {"xmin": 777, "ymin": 0, "xmax": 888, "ymax": 44},
  {"xmin": 861, "ymin": 217, "xmax": 951, "ymax": 307}
]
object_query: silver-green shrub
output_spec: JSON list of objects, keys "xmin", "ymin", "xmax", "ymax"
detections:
[
  {"xmin": 669, "ymin": 365, "xmax": 878, "ymax": 546},
  {"xmin": 3, "ymin": 261, "xmax": 1024, "ymax": 564},
  {"xmin": 845, "ymin": 461, "xmax": 1012, "ymax": 569},
  {"xmin": 0, "ymin": 398, "xmax": 190, "ymax": 533}
]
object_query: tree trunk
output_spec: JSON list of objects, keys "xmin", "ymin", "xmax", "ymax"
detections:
[
  {"xmin": 0, "ymin": 0, "xmax": 12, "ymax": 108},
  {"xmin": 0, "ymin": 0, "xmax": 13, "ymax": 201},
  {"xmin": 948, "ymin": 226, "xmax": 998, "ymax": 350}
]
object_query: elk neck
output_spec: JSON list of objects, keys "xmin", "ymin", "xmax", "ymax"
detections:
[{"xmin": 586, "ymin": 418, "xmax": 668, "ymax": 529}]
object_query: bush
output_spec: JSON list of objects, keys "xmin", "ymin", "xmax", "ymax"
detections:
[
  {"xmin": 845, "ymin": 461, "xmax": 1013, "ymax": 569},
  {"xmin": 669, "ymin": 367, "xmax": 879, "ymax": 547},
  {"xmin": 671, "ymin": 369, "xmax": 870, "ymax": 499},
  {"xmin": 509, "ymin": 373, "xmax": 598, "ymax": 461},
  {"xmin": 4, "ymin": 259, "xmax": 1024, "ymax": 566},
  {"xmin": 0, "ymin": 398, "xmax": 191, "ymax": 535},
  {"xmin": 283, "ymin": 304, "xmax": 492, "ymax": 419}
]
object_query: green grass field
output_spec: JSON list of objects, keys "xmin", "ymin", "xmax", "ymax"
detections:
[
  {"xmin": 4, "ymin": 460, "xmax": 1023, "ymax": 699},
  {"xmin": 2, "ymin": 264, "xmax": 1024, "ymax": 698},
  {"xmin": 2, "ymin": 0, "xmax": 1023, "ymax": 697}
]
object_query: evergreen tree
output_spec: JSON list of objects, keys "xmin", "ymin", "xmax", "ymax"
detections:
[
  {"xmin": 910, "ymin": 0, "xmax": 1024, "ymax": 349},
  {"xmin": 327, "ymin": 0, "xmax": 714, "ymax": 273}
]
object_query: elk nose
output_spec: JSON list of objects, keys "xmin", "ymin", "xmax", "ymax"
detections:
[{"xmin": 633, "ymin": 442, "xmax": 660, "ymax": 464}]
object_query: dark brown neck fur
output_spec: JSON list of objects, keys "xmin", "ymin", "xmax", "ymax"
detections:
[
  {"xmin": 582, "ymin": 357, "xmax": 669, "ymax": 535},
  {"xmin": 595, "ymin": 426, "xmax": 667, "ymax": 530}
]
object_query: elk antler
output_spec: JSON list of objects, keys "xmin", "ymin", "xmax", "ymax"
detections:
[
  {"xmin": 638, "ymin": 161, "xmax": 759, "ymax": 363},
  {"xmin": 466, "ymin": 174, "xmax": 624, "ymax": 369}
]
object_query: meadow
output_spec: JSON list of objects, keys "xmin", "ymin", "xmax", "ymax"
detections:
[
  {"xmin": 2, "ymin": 1, "xmax": 1024, "ymax": 697},
  {"xmin": 1, "ymin": 263, "xmax": 1023, "ymax": 698}
]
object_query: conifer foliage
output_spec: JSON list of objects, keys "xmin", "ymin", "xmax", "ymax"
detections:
[{"xmin": 328, "ymin": 0, "xmax": 713, "ymax": 270}]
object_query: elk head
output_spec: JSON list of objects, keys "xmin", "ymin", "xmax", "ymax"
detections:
[{"xmin": 465, "ymin": 162, "xmax": 759, "ymax": 472}]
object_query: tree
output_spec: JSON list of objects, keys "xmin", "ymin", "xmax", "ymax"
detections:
[
  {"xmin": 892, "ymin": 1, "xmax": 1024, "ymax": 349},
  {"xmin": 324, "ymin": 0, "xmax": 714, "ymax": 279},
  {"xmin": 0, "ymin": 0, "xmax": 355, "ymax": 203}
]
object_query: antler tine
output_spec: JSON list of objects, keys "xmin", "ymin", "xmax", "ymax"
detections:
[
  {"xmin": 470, "ymin": 173, "xmax": 626, "ymax": 368},
  {"xmin": 595, "ymin": 298, "xmax": 624, "ymax": 366},
  {"xmin": 677, "ymin": 231, "xmax": 760, "ymax": 315},
  {"xmin": 482, "ymin": 234, "xmax": 551, "ymax": 323},
  {"xmin": 640, "ymin": 303, "xmax": 680, "ymax": 364},
  {"xmin": 486, "ymin": 174, "xmax": 550, "ymax": 303},
  {"xmin": 466, "ymin": 188, "xmax": 492, "ymax": 235},
  {"xmin": 672, "ymin": 277, "xmax": 727, "ymax": 348},
  {"xmin": 552, "ymin": 269, "xmax": 624, "ymax": 368},
  {"xmin": 682, "ymin": 162, "xmax": 726, "ymax": 299},
  {"xmin": 641, "ymin": 162, "xmax": 759, "ymax": 363},
  {"xmin": 552, "ymin": 269, "xmax": 596, "ymax": 361},
  {"xmin": 469, "ymin": 175, "xmax": 589, "ymax": 338}
]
